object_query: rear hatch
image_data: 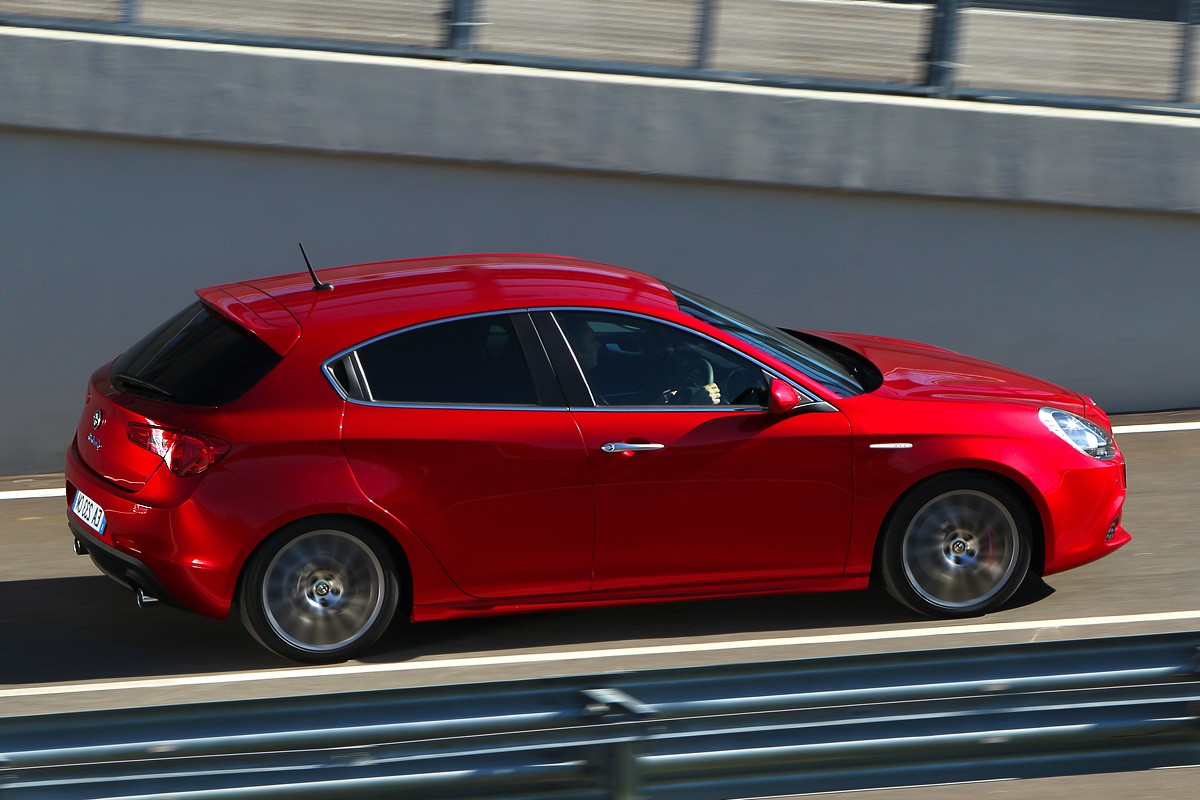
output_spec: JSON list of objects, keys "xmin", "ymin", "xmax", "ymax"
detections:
[
  {"xmin": 74, "ymin": 294, "xmax": 294, "ymax": 492},
  {"xmin": 75, "ymin": 375, "xmax": 215, "ymax": 491}
]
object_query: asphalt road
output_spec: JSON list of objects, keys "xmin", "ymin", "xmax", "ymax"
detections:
[{"xmin": 3, "ymin": 410, "xmax": 1199, "ymax": 795}]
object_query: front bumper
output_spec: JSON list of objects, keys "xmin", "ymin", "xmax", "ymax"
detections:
[{"xmin": 1038, "ymin": 450, "xmax": 1130, "ymax": 575}]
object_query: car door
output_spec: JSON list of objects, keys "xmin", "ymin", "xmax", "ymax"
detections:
[
  {"xmin": 336, "ymin": 312, "xmax": 595, "ymax": 599},
  {"xmin": 538, "ymin": 310, "xmax": 853, "ymax": 592}
]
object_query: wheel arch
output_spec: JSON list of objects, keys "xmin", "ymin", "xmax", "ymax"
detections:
[
  {"xmin": 232, "ymin": 512, "xmax": 415, "ymax": 623},
  {"xmin": 869, "ymin": 468, "xmax": 1046, "ymax": 586}
]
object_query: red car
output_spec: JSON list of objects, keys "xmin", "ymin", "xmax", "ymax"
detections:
[{"xmin": 65, "ymin": 254, "xmax": 1129, "ymax": 662}]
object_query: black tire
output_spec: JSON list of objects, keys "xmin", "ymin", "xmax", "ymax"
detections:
[
  {"xmin": 879, "ymin": 474, "xmax": 1032, "ymax": 617},
  {"xmin": 239, "ymin": 518, "xmax": 400, "ymax": 663}
]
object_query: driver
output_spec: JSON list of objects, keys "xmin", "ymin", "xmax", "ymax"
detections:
[{"xmin": 561, "ymin": 315, "xmax": 721, "ymax": 406}]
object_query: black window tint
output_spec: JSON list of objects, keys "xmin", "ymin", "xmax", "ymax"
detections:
[
  {"xmin": 111, "ymin": 302, "xmax": 281, "ymax": 406},
  {"xmin": 555, "ymin": 311, "xmax": 769, "ymax": 407},
  {"xmin": 327, "ymin": 356, "xmax": 367, "ymax": 401},
  {"xmin": 356, "ymin": 315, "xmax": 538, "ymax": 405}
]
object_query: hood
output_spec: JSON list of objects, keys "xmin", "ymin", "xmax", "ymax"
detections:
[{"xmin": 812, "ymin": 331, "xmax": 1085, "ymax": 412}]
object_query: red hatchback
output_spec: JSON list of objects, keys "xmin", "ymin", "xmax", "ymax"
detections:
[{"xmin": 66, "ymin": 254, "xmax": 1129, "ymax": 662}]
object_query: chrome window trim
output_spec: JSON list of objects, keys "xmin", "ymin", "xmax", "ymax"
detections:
[
  {"xmin": 322, "ymin": 360, "xmax": 353, "ymax": 402},
  {"xmin": 340, "ymin": 397, "xmax": 566, "ymax": 411},
  {"xmin": 568, "ymin": 405, "xmax": 767, "ymax": 414},
  {"xmin": 321, "ymin": 308, "xmax": 546, "ymax": 408},
  {"xmin": 320, "ymin": 305, "xmax": 838, "ymax": 414}
]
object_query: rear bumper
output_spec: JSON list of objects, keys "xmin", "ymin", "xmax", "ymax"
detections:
[
  {"xmin": 65, "ymin": 440, "xmax": 238, "ymax": 619},
  {"xmin": 69, "ymin": 518, "xmax": 184, "ymax": 609}
]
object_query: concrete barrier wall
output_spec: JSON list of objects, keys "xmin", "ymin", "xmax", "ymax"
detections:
[{"xmin": 2, "ymin": 26, "xmax": 1200, "ymax": 474}]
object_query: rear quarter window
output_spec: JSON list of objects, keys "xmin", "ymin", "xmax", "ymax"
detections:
[{"xmin": 111, "ymin": 301, "xmax": 282, "ymax": 406}]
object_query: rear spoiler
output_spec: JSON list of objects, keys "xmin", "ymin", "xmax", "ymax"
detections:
[{"xmin": 196, "ymin": 283, "xmax": 302, "ymax": 356}]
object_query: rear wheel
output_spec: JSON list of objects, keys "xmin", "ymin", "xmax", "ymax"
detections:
[
  {"xmin": 880, "ymin": 475, "xmax": 1032, "ymax": 617},
  {"xmin": 239, "ymin": 519, "xmax": 400, "ymax": 663}
]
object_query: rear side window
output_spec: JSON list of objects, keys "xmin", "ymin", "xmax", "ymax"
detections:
[
  {"xmin": 111, "ymin": 302, "xmax": 282, "ymax": 406},
  {"xmin": 351, "ymin": 314, "xmax": 538, "ymax": 406}
]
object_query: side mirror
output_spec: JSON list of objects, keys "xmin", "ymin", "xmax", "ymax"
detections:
[{"xmin": 768, "ymin": 378, "xmax": 802, "ymax": 414}]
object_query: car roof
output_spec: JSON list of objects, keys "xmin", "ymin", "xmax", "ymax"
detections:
[{"xmin": 199, "ymin": 254, "xmax": 681, "ymax": 354}]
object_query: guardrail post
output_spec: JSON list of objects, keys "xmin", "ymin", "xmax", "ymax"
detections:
[
  {"xmin": 924, "ymin": 0, "xmax": 962, "ymax": 98},
  {"xmin": 1177, "ymin": 0, "xmax": 1198, "ymax": 102},
  {"xmin": 581, "ymin": 689, "xmax": 652, "ymax": 800},
  {"xmin": 120, "ymin": 0, "xmax": 138, "ymax": 24},
  {"xmin": 693, "ymin": 0, "xmax": 719, "ymax": 69},
  {"xmin": 443, "ymin": 0, "xmax": 478, "ymax": 51}
]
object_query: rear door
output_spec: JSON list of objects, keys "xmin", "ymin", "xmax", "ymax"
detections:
[{"xmin": 337, "ymin": 312, "xmax": 595, "ymax": 599}]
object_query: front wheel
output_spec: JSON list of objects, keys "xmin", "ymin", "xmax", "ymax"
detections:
[
  {"xmin": 239, "ymin": 519, "xmax": 400, "ymax": 663},
  {"xmin": 880, "ymin": 475, "xmax": 1032, "ymax": 617}
]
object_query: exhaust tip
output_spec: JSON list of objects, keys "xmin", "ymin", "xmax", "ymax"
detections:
[
  {"xmin": 72, "ymin": 538, "xmax": 88, "ymax": 556},
  {"xmin": 135, "ymin": 588, "xmax": 161, "ymax": 608}
]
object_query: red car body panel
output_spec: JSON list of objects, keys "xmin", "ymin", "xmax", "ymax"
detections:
[
  {"xmin": 64, "ymin": 254, "xmax": 1129, "ymax": 628},
  {"xmin": 573, "ymin": 408, "xmax": 853, "ymax": 591},
  {"xmin": 341, "ymin": 405, "xmax": 596, "ymax": 599}
]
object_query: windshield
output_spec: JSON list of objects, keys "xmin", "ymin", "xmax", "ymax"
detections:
[{"xmin": 670, "ymin": 286, "xmax": 865, "ymax": 397}]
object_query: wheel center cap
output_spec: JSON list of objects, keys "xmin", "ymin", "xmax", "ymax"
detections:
[
  {"xmin": 313, "ymin": 580, "xmax": 332, "ymax": 598},
  {"xmin": 951, "ymin": 540, "xmax": 968, "ymax": 556}
]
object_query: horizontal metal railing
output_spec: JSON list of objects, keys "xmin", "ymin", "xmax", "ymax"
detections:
[
  {"xmin": 1, "ymin": 1, "xmax": 1198, "ymax": 114},
  {"xmin": 1, "ymin": 631, "xmax": 1198, "ymax": 799}
]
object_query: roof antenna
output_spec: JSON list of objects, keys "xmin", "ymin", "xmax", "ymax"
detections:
[{"xmin": 299, "ymin": 242, "xmax": 333, "ymax": 291}]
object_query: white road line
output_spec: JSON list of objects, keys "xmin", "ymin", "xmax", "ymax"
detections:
[
  {"xmin": 3, "ymin": 609, "xmax": 1198, "ymax": 700},
  {"xmin": 1113, "ymin": 422, "xmax": 1200, "ymax": 435},
  {"xmin": 0, "ymin": 488, "xmax": 64, "ymax": 500}
]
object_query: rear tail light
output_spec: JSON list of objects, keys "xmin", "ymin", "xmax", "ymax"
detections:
[{"xmin": 127, "ymin": 423, "xmax": 230, "ymax": 477}]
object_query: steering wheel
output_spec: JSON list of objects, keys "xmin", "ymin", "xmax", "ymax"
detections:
[
  {"xmin": 667, "ymin": 356, "xmax": 716, "ymax": 404},
  {"xmin": 677, "ymin": 355, "xmax": 713, "ymax": 389}
]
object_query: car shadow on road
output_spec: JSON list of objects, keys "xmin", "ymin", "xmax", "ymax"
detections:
[
  {"xmin": 1, "ymin": 576, "xmax": 284, "ymax": 685},
  {"xmin": 3, "ymin": 573, "xmax": 1057, "ymax": 685},
  {"xmin": 372, "ymin": 574, "xmax": 1057, "ymax": 663}
]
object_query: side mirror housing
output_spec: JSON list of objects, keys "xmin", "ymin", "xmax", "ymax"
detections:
[{"xmin": 768, "ymin": 378, "xmax": 802, "ymax": 414}]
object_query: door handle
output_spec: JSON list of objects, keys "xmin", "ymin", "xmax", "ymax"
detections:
[{"xmin": 601, "ymin": 442, "xmax": 666, "ymax": 453}]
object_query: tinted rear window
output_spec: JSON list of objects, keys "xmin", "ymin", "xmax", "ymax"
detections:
[
  {"xmin": 354, "ymin": 314, "xmax": 538, "ymax": 405},
  {"xmin": 111, "ymin": 301, "xmax": 282, "ymax": 406}
]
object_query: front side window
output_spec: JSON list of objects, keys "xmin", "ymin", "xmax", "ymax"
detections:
[
  {"xmin": 554, "ymin": 311, "xmax": 769, "ymax": 408},
  {"xmin": 353, "ymin": 314, "xmax": 538, "ymax": 405}
]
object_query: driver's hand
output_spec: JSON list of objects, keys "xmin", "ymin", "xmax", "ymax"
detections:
[{"xmin": 703, "ymin": 382, "xmax": 721, "ymax": 404}]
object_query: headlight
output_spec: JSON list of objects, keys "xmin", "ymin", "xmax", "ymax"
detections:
[{"xmin": 1038, "ymin": 407, "xmax": 1115, "ymax": 460}]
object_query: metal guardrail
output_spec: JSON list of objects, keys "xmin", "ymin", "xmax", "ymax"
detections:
[
  {"xmin": 1, "ymin": 1, "xmax": 1199, "ymax": 114},
  {"xmin": 2, "ymin": 632, "xmax": 1198, "ymax": 799}
]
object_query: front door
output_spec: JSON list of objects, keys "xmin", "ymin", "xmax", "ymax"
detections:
[{"xmin": 550, "ymin": 310, "xmax": 854, "ymax": 591}]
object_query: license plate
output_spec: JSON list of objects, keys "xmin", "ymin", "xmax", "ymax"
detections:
[{"xmin": 72, "ymin": 490, "xmax": 108, "ymax": 536}]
